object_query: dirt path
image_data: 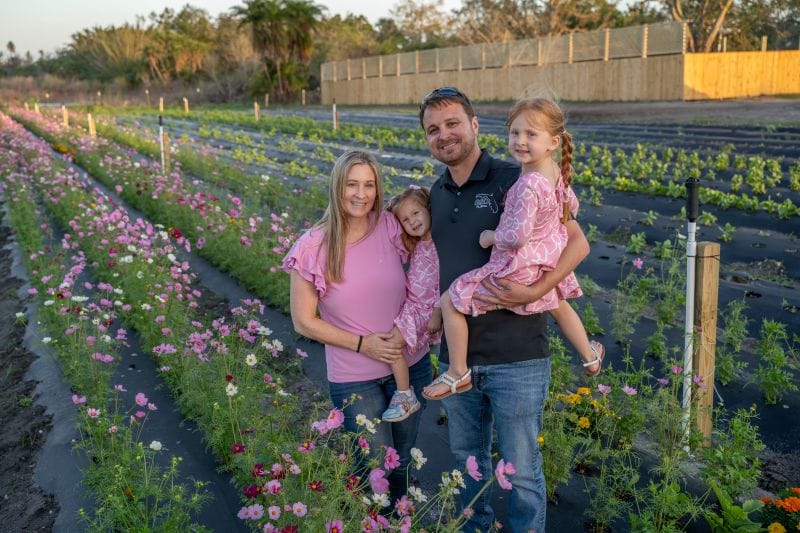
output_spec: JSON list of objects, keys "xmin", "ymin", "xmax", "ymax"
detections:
[{"xmin": 0, "ymin": 223, "xmax": 57, "ymax": 530}]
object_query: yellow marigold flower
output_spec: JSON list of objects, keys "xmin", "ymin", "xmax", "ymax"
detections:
[
  {"xmin": 566, "ymin": 394, "xmax": 581, "ymax": 405},
  {"xmin": 767, "ymin": 522, "xmax": 786, "ymax": 533},
  {"xmin": 537, "ymin": 435, "xmax": 544, "ymax": 445},
  {"xmin": 577, "ymin": 387, "xmax": 591, "ymax": 396},
  {"xmin": 591, "ymin": 399, "xmax": 601, "ymax": 410},
  {"xmin": 578, "ymin": 416, "xmax": 591, "ymax": 429}
]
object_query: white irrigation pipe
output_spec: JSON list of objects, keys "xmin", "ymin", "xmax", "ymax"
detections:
[
  {"xmin": 681, "ymin": 178, "xmax": 700, "ymax": 438},
  {"xmin": 158, "ymin": 115, "xmax": 166, "ymax": 175}
]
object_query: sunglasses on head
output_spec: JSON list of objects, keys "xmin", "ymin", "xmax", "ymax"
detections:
[{"xmin": 422, "ymin": 86, "xmax": 463, "ymax": 103}]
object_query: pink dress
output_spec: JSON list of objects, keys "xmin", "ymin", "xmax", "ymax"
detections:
[
  {"xmin": 394, "ymin": 239, "xmax": 442, "ymax": 356},
  {"xmin": 449, "ymin": 171, "xmax": 582, "ymax": 317}
]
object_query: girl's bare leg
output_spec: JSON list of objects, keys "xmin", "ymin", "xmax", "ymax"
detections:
[
  {"xmin": 549, "ymin": 300, "xmax": 603, "ymax": 374},
  {"xmin": 423, "ymin": 293, "xmax": 470, "ymax": 397},
  {"xmin": 392, "ymin": 359, "xmax": 410, "ymax": 391}
]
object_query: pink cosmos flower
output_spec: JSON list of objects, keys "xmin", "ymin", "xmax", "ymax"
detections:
[
  {"xmin": 495, "ymin": 459, "xmax": 516, "ymax": 490},
  {"xmin": 463, "ymin": 508, "xmax": 475, "ymax": 518},
  {"xmin": 108, "ymin": 425, "xmax": 118, "ymax": 434},
  {"xmin": 466, "ymin": 455, "xmax": 483, "ymax": 481},
  {"xmin": 311, "ymin": 420, "xmax": 329, "ymax": 435},
  {"xmin": 263, "ymin": 373, "xmax": 273, "ymax": 383},
  {"xmin": 87, "ymin": 408, "xmax": 101, "ymax": 418},
  {"xmin": 135, "ymin": 392, "xmax": 148, "ymax": 406},
  {"xmin": 267, "ymin": 505, "xmax": 281, "ymax": 520},
  {"xmin": 296, "ymin": 348, "xmax": 308, "ymax": 358},
  {"xmin": 384, "ymin": 446, "xmax": 400, "ymax": 470},
  {"xmin": 147, "ymin": 402, "xmax": 157, "ymax": 411},
  {"xmin": 326, "ymin": 408, "xmax": 344, "ymax": 430},
  {"xmin": 369, "ymin": 468, "xmax": 389, "ymax": 494},
  {"xmin": 292, "ymin": 502, "xmax": 307, "ymax": 517},
  {"xmin": 597, "ymin": 384, "xmax": 611, "ymax": 395},
  {"xmin": 693, "ymin": 374, "xmax": 706, "ymax": 389},
  {"xmin": 71, "ymin": 394, "xmax": 87, "ymax": 405},
  {"xmin": 298, "ymin": 441, "xmax": 315, "ymax": 452},
  {"xmin": 657, "ymin": 378, "xmax": 669, "ymax": 386},
  {"xmin": 622, "ymin": 385, "xmax": 638, "ymax": 396},
  {"xmin": 672, "ymin": 365, "xmax": 683, "ymax": 374},
  {"xmin": 361, "ymin": 517, "xmax": 378, "ymax": 531},
  {"xmin": 135, "ymin": 411, "xmax": 146, "ymax": 418},
  {"xmin": 633, "ymin": 257, "xmax": 644, "ymax": 270},
  {"xmin": 265, "ymin": 479, "xmax": 282, "ymax": 495},
  {"xmin": 325, "ymin": 519, "xmax": 343, "ymax": 533},
  {"xmin": 395, "ymin": 495, "xmax": 412, "ymax": 517}
]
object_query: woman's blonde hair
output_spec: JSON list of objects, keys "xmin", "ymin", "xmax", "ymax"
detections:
[
  {"xmin": 317, "ymin": 150, "xmax": 384, "ymax": 283},
  {"xmin": 386, "ymin": 186, "xmax": 431, "ymax": 253},
  {"xmin": 506, "ymin": 98, "xmax": 574, "ymax": 223}
]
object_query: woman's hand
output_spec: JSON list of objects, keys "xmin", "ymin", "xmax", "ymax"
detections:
[
  {"xmin": 479, "ymin": 230, "xmax": 495, "ymax": 249},
  {"xmin": 360, "ymin": 330, "xmax": 405, "ymax": 364},
  {"xmin": 427, "ymin": 308, "xmax": 443, "ymax": 333}
]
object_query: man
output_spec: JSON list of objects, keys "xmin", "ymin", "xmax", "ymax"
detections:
[{"xmin": 420, "ymin": 87, "xmax": 589, "ymax": 532}]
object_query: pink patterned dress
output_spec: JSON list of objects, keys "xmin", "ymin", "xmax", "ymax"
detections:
[
  {"xmin": 395, "ymin": 239, "xmax": 442, "ymax": 355},
  {"xmin": 449, "ymin": 171, "xmax": 582, "ymax": 317}
]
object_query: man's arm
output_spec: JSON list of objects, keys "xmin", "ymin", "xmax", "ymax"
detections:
[{"xmin": 474, "ymin": 219, "xmax": 589, "ymax": 308}]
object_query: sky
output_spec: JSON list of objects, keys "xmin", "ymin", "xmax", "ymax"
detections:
[{"xmin": 0, "ymin": 0, "xmax": 463, "ymax": 58}]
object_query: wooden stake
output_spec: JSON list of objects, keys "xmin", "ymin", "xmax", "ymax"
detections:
[
  {"xmin": 62, "ymin": 105, "xmax": 69, "ymax": 127},
  {"xmin": 254, "ymin": 101, "xmax": 260, "ymax": 120},
  {"xmin": 569, "ymin": 32, "xmax": 574, "ymax": 64},
  {"xmin": 332, "ymin": 99, "xmax": 338, "ymax": 130},
  {"xmin": 159, "ymin": 97, "xmax": 164, "ymax": 112},
  {"xmin": 265, "ymin": 93, "xmax": 270, "ymax": 108},
  {"xmin": 301, "ymin": 89, "xmax": 306, "ymax": 106},
  {"xmin": 693, "ymin": 242, "xmax": 721, "ymax": 447},
  {"xmin": 24, "ymin": 102, "xmax": 29, "ymax": 111},
  {"xmin": 34, "ymin": 102, "xmax": 40, "ymax": 114},
  {"xmin": 87, "ymin": 113, "xmax": 96, "ymax": 138},
  {"xmin": 183, "ymin": 97, "xmax": 189, "ymax": 113},
  {"xmin": 604, "ymin": 28, "xmax": 610, "ymax": 61},
  {"xmin": 162, "ymin": 132, "xmax": 171, "ymax": 173},
  {"xmin": 642, "ymin": 24, "xmax": 649, "ymax": 59},
  {"xmin": 761, "ymin": 35, "xmax": 768, "ymax": 51}
]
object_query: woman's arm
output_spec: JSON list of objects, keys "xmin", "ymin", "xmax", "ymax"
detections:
[
  {"xmin": 290, "ymin": 271, "xmax": 405, "ymax": 364},
  {"xmin": 474, "ymin": 219, "xmax": 589, "ymax": 307}
]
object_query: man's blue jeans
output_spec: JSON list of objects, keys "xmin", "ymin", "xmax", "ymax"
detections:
[
  {"xmin": 329, "ymin": 354, "xmax": 432, "ymax": 501},
  {"xmin": 443, "ymin": 357, "xmax": 551, "ymax": 533}
]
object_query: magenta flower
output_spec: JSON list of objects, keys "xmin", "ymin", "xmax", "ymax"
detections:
[
  {"xmin": 135, "ymin": 392, "xmax": 148, "ymax": 406},
  {"xmin": 87, "ymin": 408, "xmax": 101, "ymax": 418},
  {"xmin": 326, "ymin": 408, "xmax": 345, "ymax": 430},
  {"xmin": 298, "ymin": 441, "xmax": 315, "ymax": 453},
  {"xmin": 384, "ymin": 446, "xmax": 400, "ymax": 470},
  {"xmin": 693, "ymin": 374, "xmax": 706, "ymax": 389},
  {"xmin": 243, "ymin": 484, "xmax": 259, "ymax": 499},
  {"xmin": 657, "ymin": 378, "xmax": 669, "ymax": 386},
  {"xmin": 671, "ymin": 365, "xmax": 683, "ymax": 374},
  {"xmin": 466, "ymin": 455, "xmax": 483, "ymax": 481},
  {"xmin": 368, "ymin": 468, "xmax": 389, "ymax": 494},
  {"xmin": 231, "ymin": 443, "xmax": 246, "ymax": 454},
  {"xmin": 633, "ymin": 257, "xmax": 644, "ymax": 269},
  {"xmin": 494, "ymin": 459, "xmax": 516, "ymax": 490},
  {"xmin": 296, "ymin": 348, "xmax": 309, "ymax": 359},
  {"xmin": 265, "ymin": 479, "xmax": 282, "ymax": 495},
  {"xmin": 325, "ymin": 519, "xmax": 343, "ymax": 533},
  {"xmin": 622, "ymin": 385, "xmax": 638, "ymax": 396},
  {"xmin": 597, "ymin": 384, "xmax": 611, "ymax": 395}
]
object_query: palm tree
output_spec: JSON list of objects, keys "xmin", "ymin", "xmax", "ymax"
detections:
[{"xmin": 232, "ymin": 0, "xmax": 322, "ymax": 99}]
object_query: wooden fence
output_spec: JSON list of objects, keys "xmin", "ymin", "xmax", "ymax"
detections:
[{"xmin": 683, "ymin": 51, "xmax": 800, "ymax": 100}]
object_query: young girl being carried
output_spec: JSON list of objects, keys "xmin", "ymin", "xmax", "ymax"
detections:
[
  {"xmin": 422, "ymin": 98, "xmax": 604, "ymax": 401},
  {"xmin": 380, "ymin": 186, "xmax": 443, "ymax": 421}
]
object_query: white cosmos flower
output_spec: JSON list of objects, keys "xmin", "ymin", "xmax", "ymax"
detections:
[
  {"xmin": 372, "ymin": 493, "xmax": 390, "ymax": 508},
  {"xmin": 15, "ymin": 312, "xmax": 25, "ymax": 319},
  {"xmin": 42, "ymin": 337, "xmax": 52, "ymax": 344},
  {"xmin": 408, "ymin": 486, "xmax": 427, "ymax": 502},
  {"xmin": 226, "ymin": 383, "xmax": 238, "ymax": 397},
  {"xmin": 355, "ymin": 414, "xmax": 368, "ymax": 426},
  {"xmin": 44, "ymin": 300, "xmax": 54, "ymax": 306},
  {"xmin": 149, "ymin": 440, "xmax": 162, "ymax": 451},
  {"xmin": 245, "ymin": 353, "xmax": 257, "ymax": 367},
  {"xmin": 167, "ymin": 253, "xmax": 176, "ymax": 263},
  {"xmin": 272, "ymin": 340, "xmax": 283, "ymax": 351},
  {"xmin": 411, "ymin": 448, "xmax": 427, "ymax": 469}
]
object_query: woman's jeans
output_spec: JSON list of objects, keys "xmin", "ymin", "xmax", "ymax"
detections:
[
  {"xmin": 329, "ymin": 354, "xmax": 432, "ymax": 501},
  {"xmin": 443, "ymin": 357, "xmax": 551, "ymax": 533}
]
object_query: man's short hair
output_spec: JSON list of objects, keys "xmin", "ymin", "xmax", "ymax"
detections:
[{"xmin": 418, "ymin": 87, "xmax": 476, "ymax": 128}]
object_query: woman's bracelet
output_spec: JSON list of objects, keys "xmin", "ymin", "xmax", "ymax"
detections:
[{"xmin": 356, "ymin": 335, "xmax": 363, "ymax": 353}]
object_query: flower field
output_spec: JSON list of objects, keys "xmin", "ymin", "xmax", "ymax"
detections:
[{"xmin": 2, "ymin": 101, "xmax": 799, "ymax": 532}]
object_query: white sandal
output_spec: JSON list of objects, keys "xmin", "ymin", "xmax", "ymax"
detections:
[
  {"xmin": 583, "ymin": 341, "xmax": 605, "ymax": 377},
  {"xmin": 422, "ymin": 369, "xmax": 473, "ymax": 400}
]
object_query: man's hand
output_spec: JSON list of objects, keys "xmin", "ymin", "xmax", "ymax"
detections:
[
  {"xmin": 479, "ymin": 230, "xmax": 495, "ymax": 249},
  {"xmin": 473, "ymin": 278, "xmax": 539, "ymax": 309}
]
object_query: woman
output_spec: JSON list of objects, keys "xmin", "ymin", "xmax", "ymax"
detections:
[{"xmin": 281, "ymin": 150, "xmax": 432, "ymax": 498}]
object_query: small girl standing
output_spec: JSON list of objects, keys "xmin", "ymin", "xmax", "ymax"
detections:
[
  {"xmin": 381, "ymin": 186, "xmax": 442, "ymax": 421},
  {"xmin": 423, "ymin": 98, "xmax": 604, "ymax": 401}
]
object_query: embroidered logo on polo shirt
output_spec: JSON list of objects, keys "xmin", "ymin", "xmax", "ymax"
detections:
[{"xmin": 474, "ymin": 193, "xmax": 498, "ymax": 213}]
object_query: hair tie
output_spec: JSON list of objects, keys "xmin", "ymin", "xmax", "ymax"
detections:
[
  {"xmin": 409, "ymin": 184, "xmax": 421, "ymax": 190},
  {"xmin": 562, "ymin": 130, "xmax": 568, "ymax": 136}
]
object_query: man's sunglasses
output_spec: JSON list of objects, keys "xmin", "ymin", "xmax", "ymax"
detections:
[{"xmin": 422, "ymin": 87, "xmax": 464, "ymax": 103}]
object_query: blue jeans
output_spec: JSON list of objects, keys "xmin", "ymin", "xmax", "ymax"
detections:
[
  {"xmin": 443, "ymin": 357, "xmax": 551, "ymax": 533},
  {"xmin": 329, "ymin": 355, "xmax": 432, "ymax": 500}
]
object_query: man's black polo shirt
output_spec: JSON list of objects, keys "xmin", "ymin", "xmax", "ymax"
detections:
[{"xmin": 430, "ymin": 149, "xmax": 549, "ymax": 366}]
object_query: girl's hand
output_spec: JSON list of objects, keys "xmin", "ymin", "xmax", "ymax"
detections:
[
  {"xmin": 360, "ymin": 331, "xmax": 405, "ymax": 364},
  {"xmin": 426, "ymin": 308, "xmax": 443, "ymax": 334},
  {"xmin": 479, "ymin": 230, "xmax": 495, "ymax": 249}
]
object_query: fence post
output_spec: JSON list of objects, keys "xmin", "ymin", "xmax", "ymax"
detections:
[
  {"xmin": 568, "ymin": 32, "xmax": 574, "ymax": 64},
  {"xmin": 87, "ymin": 113, "xmax": 96, "ymax": 138},
  {"xmin": 723, "ymin": 36, "xmax": 728, "ymax": 52},
  {"xmin": 693, "ymin": 241, "xmax": 720, "ymax": 447},
  {"xmin": 458, "ymin": 47, "xmax": 463, "ymax": 71},
  {"xmin": 254, "ymin": 101, "xmax": 260, "ymax": 120},
  {"xmin": 183, "ymin": 97, "xmax": 189, "ymax": 113},
  {"xmin": 415, "ymin": 50, "xmax": 420, "ymax": 74},
  {"xmin": 642, "ymin": 24, "xmax": 649, "ymax": 58},
  {"xmin": 537, "ymin": 38, "xmax": 543, "ymax": 66},
  {"xmin": 62, "ymin": 105, "xmax": 69, "ymax": 127},
  {"xmin": 301, "ymin": 89, "xmax": 306, "ymax": 105},
  {"xmin": 396, "ymin": 54, "xmax": 401, "ymax": 76},
  {"xmin": 761, "ymin": 35, "xmax": 768, "ymax": 51},
  {"xmin": 481, "ymin": 43, "xmax": 486, "ymax": 69},
  {"xmin": 34, "ymin": 102, "xmax": 40, "ymax": 114},
  {"xmin": 145, "ymin": 88, "xmax": 151, "ymax": 106},
  {"xmin": 347, "ymin": 59, "xmax": 351, "ymax": 81},
  {"xmin": 362, "ymin": 58, "xmax": 367, "ymax": 79},
  {"xmin": 435, "ymin": 49, "xmax": 440, "ymax": 73},
  {"xmin": 379, "ymin": 56, "xmax": 383, "ymax": 77},
  {"xmin": 332, "ymin": 99, "xmax": 338, "ymax": 130},
  {"xmin": 604, "ymin": 29, "xmax": 610, "ymax": 61},
  {"xmin": 159, "ymin": 97, "xmax": 164, "ymax": 112},
  {"xmin": 682, "ymin": 22, "xmax": 688, "ymax": 54},
  {"xmin": 265, "ymin": 93, "xmax": 270, "ymax": 107}
]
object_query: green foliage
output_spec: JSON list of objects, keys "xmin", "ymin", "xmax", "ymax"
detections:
[
  {"xmin": 716, "ymin": 300, "xmax": 750, "ymax": 386},
  {"xmin": 754, "ymin": 320, "xmax": 798, "ymax": 404},
  {"xmin": 626, "ymin": 231, "xmax": 648, "ymax": 254},
  {"xmin": 703, "ymin": 482, "xmax": 764, "ymax": 533},
  {"xmin": 585, "ymin": 223, "xmax": 599, "ymax": 243},
  {"xmin": 640, "ymin": 209, "xmax": 658, "ymax": 226},
  {"xmin": 580, "ymin": 302, "xmax": 606, "ymax": 336}
]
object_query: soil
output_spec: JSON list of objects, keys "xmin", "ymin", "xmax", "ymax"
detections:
[{"xmin": 0, "ymin": 224, "xmax": 57, "ymax": 530}]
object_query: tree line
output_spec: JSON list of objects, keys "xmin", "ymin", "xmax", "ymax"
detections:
[{"xmin": 1, "ymin": 0, "xmax": 797, "ymax": 101}]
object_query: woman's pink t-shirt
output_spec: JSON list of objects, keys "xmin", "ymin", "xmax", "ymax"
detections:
[{"xmin": 282, "ymin": 211, "xmax": 427, "ymax": 383}]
